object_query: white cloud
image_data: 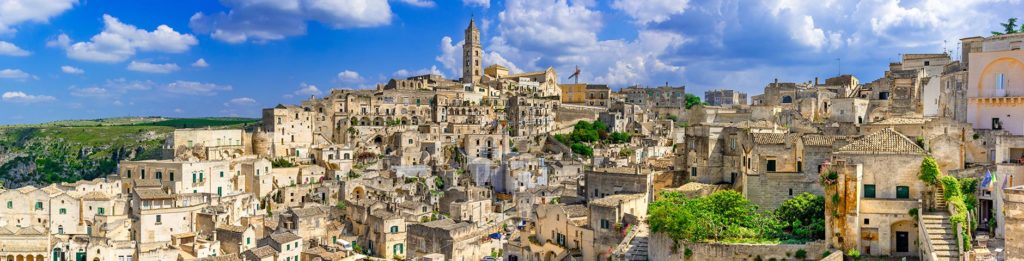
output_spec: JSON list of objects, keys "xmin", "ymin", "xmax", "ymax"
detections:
[
  {"xmin": 2, "ymin": 91, "xmax": 55, "ymax": 103},
  {"xmin": 287, "ymin": 83, "xmax": 322, "ymax": 98},
  {"xmin": 0, "ymin": 0, "xmax": 78, "ymax": 35},
  {"xmin": 0, "ymin": 69, "xmax": 33, "ymax": 80},
  {"xmin": 397, "ymin": 0, "xmax": 436, "ymax": 8},
  {"xmin": 163, "ymin": 81, "xmax": 232, "ymax": 96},
  {"xmin": 46, "ymin": 33, "xmax": 71, "ymax": 48},
  {"xmin": 190, "ymin": 0, "xmax": 393, "ymax": 43},
  {"xmin": 792, "ymin": 15, "xmax": 827, "ymax": 50},
  {"xmin": 0, "ymin": 41, "xmax": 29, "ymax": 56},
  {"xmin": 393, "ymin": 66, "xmax": 445, "ymax": 78},
  {"xmin": 69, "ymin": 86, "xmax": 109, "ymax": 97},
  {"xmin": 127, "ymin": 61, "xmax": 180, "ymax": 74},
  {"xmin": 463, "ymin": 0, "xmax": 490, "ymax": 8},
  {"xmin": 61, "ymin": 65, "xmax": 84, "ymax": 74},
  {"xmin": 477, "ymin": 0, "xmax": 684, "ymax": 86},
  {"xmin": 225, "ymin": 97, "xmax": 257, "ymax": 106},
  {"xmin": 192, "ymin": 58, "xmax": 209, "ymax": 68},
  {"xmin": 105, "ymin": 78, "xmax": 154, "ymax": 91},
  {"xmin": 337, "ymin": 70, "xmax": 363, "ymax": 82},
  {"xmin": 436, "ymin": 36, "xmax": 462, "ymax": 76},
  {"xmin": 65, "ymin": 14, "xmax": 198, "ymax": 63},
  {"xmin": 611, "ymin": 0, "xmax": 688, "ymax": 25},
  {"xmin": 436, "ymin": 36, "xmax": 522, "ymax": 78}
]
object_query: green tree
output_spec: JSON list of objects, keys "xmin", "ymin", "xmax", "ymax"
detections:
[
  {"xmin": 919, "ymin": 156, "xmax": 940, "ymax": 185},
  {"xmin": 685, "ymin": 93, "xmax": 705, "ymax": 109},
  {"xmin": 993, "ymin": 17, "xmax": 1020, "ymax": 35},
  {"xmin": 570, "ymin": 143, "xmax": 593, "ymax": 157},
  {"xmin": 775, "ymin": 193, "xmax": 826, "ymax": 240}
]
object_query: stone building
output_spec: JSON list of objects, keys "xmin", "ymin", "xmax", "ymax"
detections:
[
  {"xmin": 507, "ymin": 96, "xmax": 557, "ymax": 137},
  {"xmin": 704, "ymin": 89, "xmax": 748, "ymax": 106},
  {"xmin": 966, "ymin": 32, "xmax": 1024, "ymax": 135},
  {"xmin": 826, "ymin": 128, "xmax": 927, "ymax": 257}
]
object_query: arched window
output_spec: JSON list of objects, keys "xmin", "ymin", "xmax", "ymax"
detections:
[{"xmin": 781, "ymin": 96, "xmax": 793, "ymax": 103}]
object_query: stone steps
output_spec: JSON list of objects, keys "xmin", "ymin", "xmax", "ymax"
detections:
[{"xmin": 922, "ymin": 211, "xmax": 960, "ymax": 260}]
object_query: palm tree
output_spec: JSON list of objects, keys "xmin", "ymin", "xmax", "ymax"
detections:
[{"xmin": 992, "ymin": 17, "xmax": 1020, "ymax": 35}]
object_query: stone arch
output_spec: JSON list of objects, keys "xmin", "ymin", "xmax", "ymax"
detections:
[
  {"xmin": 351, "ymin": 186, "xmax": 366, "ymax": 201},
  {"xmin": 977, "ymin": 56, "xmax": 1024, "ymax": 97}
]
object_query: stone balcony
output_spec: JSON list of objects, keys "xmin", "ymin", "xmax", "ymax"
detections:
[{"xmin": 860, "ymin": 198, "xmax": 921, "ymax": 215}]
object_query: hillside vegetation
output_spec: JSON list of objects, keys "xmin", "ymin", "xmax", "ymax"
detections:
[{"xmin": 0, "ymin": 117, "xmax": 256, "ymax": 187}]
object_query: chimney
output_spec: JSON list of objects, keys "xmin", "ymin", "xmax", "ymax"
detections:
[{"xmin": 774, "ymin": 78, "xmax": 779, "ymax": 85}]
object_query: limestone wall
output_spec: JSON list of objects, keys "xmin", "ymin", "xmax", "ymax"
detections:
[
  {"xmin": 744, "ymin": 172, "xmax": 824, "ymax": 211},
  {"xmin": 648, "ymin": 232, "xmax": 829, "ymax": 261}
]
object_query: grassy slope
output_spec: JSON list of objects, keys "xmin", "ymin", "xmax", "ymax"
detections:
[{"xmin": 0, "ymin": 117, "xmax": 257, "ymax": 186}]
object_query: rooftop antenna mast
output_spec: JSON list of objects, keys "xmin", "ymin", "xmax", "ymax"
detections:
[{"xmin": 836, "ymin": 58, "xmax": 841, "ymax": 76}]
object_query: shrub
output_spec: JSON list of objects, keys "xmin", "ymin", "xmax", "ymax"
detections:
[
  {"xmin": 846, "ymin": 249, "xmax": 861, "ymax": 260},
  {"xmin": 570, "ymin": 143, "xmax": 593, "ymax": 157},
  {"xmin": 794, "ymin": 249, "xmax": 807, "ymax": 259},
  {"xmin": 271, "ymin": 158, "xmax": 296, "ymax": 168}
]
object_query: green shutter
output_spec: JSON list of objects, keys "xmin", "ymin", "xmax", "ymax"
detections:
[
  {"xmin": 896, "ymin": 186, "xmax": 910, "ymax": 199},
  {"xmin": 864, "ymin": 185, "xmax": 876, "ymax": 198}
]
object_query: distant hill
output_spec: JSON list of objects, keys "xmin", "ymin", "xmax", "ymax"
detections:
[{"xmin": 0, "ymin": 117, "xmax": 258, "ymax": 188}]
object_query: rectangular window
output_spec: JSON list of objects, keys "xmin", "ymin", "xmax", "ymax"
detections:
[
  {"xmin": 200, "ymin": 173, "xmax": 204, "ymax": 182},
  {"xmin": 98, "ymin": 207, "xmax": 105, "ymax": 215},
  {"xmin": 766, "ymin": 160, "xmax": 777, "ymax": 172},
  {"xmin": 59, "ymin": 208, "xmax": 67, "ymax": 214},
  {"xmin": 600, "ymin": 219, "xmax": 610, "ymax": 229},
  {"xmin": 127, "ymin": 170, "xmax": 132, "ymax": 178},
  {"xmin": 193, "ymin": 173, "xmax": 197, "ymax": 183},
  {"xmin": 35, "ymin": 202, "xmax": 42, "ymax": 210},
  {"xmin": 217, "ymin": 187, "xmax": 223, "ymax": 197},
  {"xmin": 998, "ymin": 73, "xmax": 1006, "ymax": 91},
  {"xmin": 896, "ymin": 186, "xmax": 910, "ymax": 199},
  {"xmin": 864, "ymin": 184, "xmax": 876, "ymax": 198},
  {"xmin": 156, "ymin": 171, "xmax": 162, "ymax": 180},
  {"xmin": 690, "ymin": 167, "xmax": 697, "ymax": 177},
  {"xmin": 220, "ymin": 171, "xmax": 224, "ymax": 178},
  {"xmin": 247, "ymin": 238, "xmax": 251, "ymax": 245},
  {"xmin": 170, "ymin": 172, "xmax": 174, "ymax": 181},
  {"xmin": 155, "ymin": 214, "xmax": 161, "ymax": 223},
  {"xmin": 6, "ymin": 201, "xmax": 11, "ymax": 209}
]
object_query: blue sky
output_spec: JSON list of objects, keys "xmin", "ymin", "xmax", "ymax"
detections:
[{"xmin": 0, "ymin": 0, "xmax": 1022, "ymax": 124}]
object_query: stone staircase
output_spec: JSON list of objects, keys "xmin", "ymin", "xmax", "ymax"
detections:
[
  {"xmin": 935, "ymin": 186, "xmax": 948, "ymax": 209},
  {"xmin": 625, "ymin": 235, "xmax": 649, "ymax": 261},
  {"xmin": 922, "ymin": 212, "xmax": 959, "ymax": 261}
]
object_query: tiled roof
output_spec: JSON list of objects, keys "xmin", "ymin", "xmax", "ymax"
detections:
[
  {"xmin": 561, "ymin": 204, "xmax": 589, "ymax": 218},
  {"xmin": 133, "ymin": 179, "xmax": 163, "ymax": 188},
  {"xmin": 246, "ymin": 246, "xmax": 278, "ymax": 258},
  {"xmin": 81, "ymin": 191, "xmax": 112, "ymax": 200},
  {"xmin": 216, "ymin": 224, "xmax": 247, "ymax": 233},
  {"xmin": 752, "ymin": 133, "xmax": 786, "ymax": 145},
  {"xmin": 135, "ymin": 188, "xmax": 173, "ymax": 200},
  {"xmin": 836, "ymin": 128, "xmax": 925, "ymax": 154},
  {"xmin": 290, "ymin": 206, "xmax": 325, "ymax": 218},
  {"xmin": 269, "ymin": 231, "xmax": 302, "ymax": 244},
  {"xmin": 16, "ymin": 186, "xmax": 38, "ymax": 194},
  {"xmin": 802, "ymin": 134, "xmax": 851, "ymax": 147},
  {"xmin": 873, "ymin": 117, "xmax": 927, "ymax": 125},
  {"xmin": 590, "ymin": 193, "xmax": 645, "ymax": 207}
]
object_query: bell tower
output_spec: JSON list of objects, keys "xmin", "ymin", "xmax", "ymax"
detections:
[{"xmin": 462, "ymin": 18, "xmax": 482, "ymax": 84}]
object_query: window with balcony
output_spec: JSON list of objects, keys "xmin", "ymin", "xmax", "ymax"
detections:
[
  {"xmin": 864, "ymin": 184, "xmax": 876, "ymax": 198},
  {"xmin": 896, "ymin": 186, "xmax": 910, "ymax": 199}
]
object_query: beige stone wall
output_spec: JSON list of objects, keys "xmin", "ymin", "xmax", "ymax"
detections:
[
  {"xmin": 744, "ymin": 172, "xmax": 824, "ymax": 211},
  {"xmin": 1004, "ymin": 186, "xmax": 1024, "ymax": 259},
  {"xmin": 649, "ymin": 232, "xmax": 829, "ymax": 261}
]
